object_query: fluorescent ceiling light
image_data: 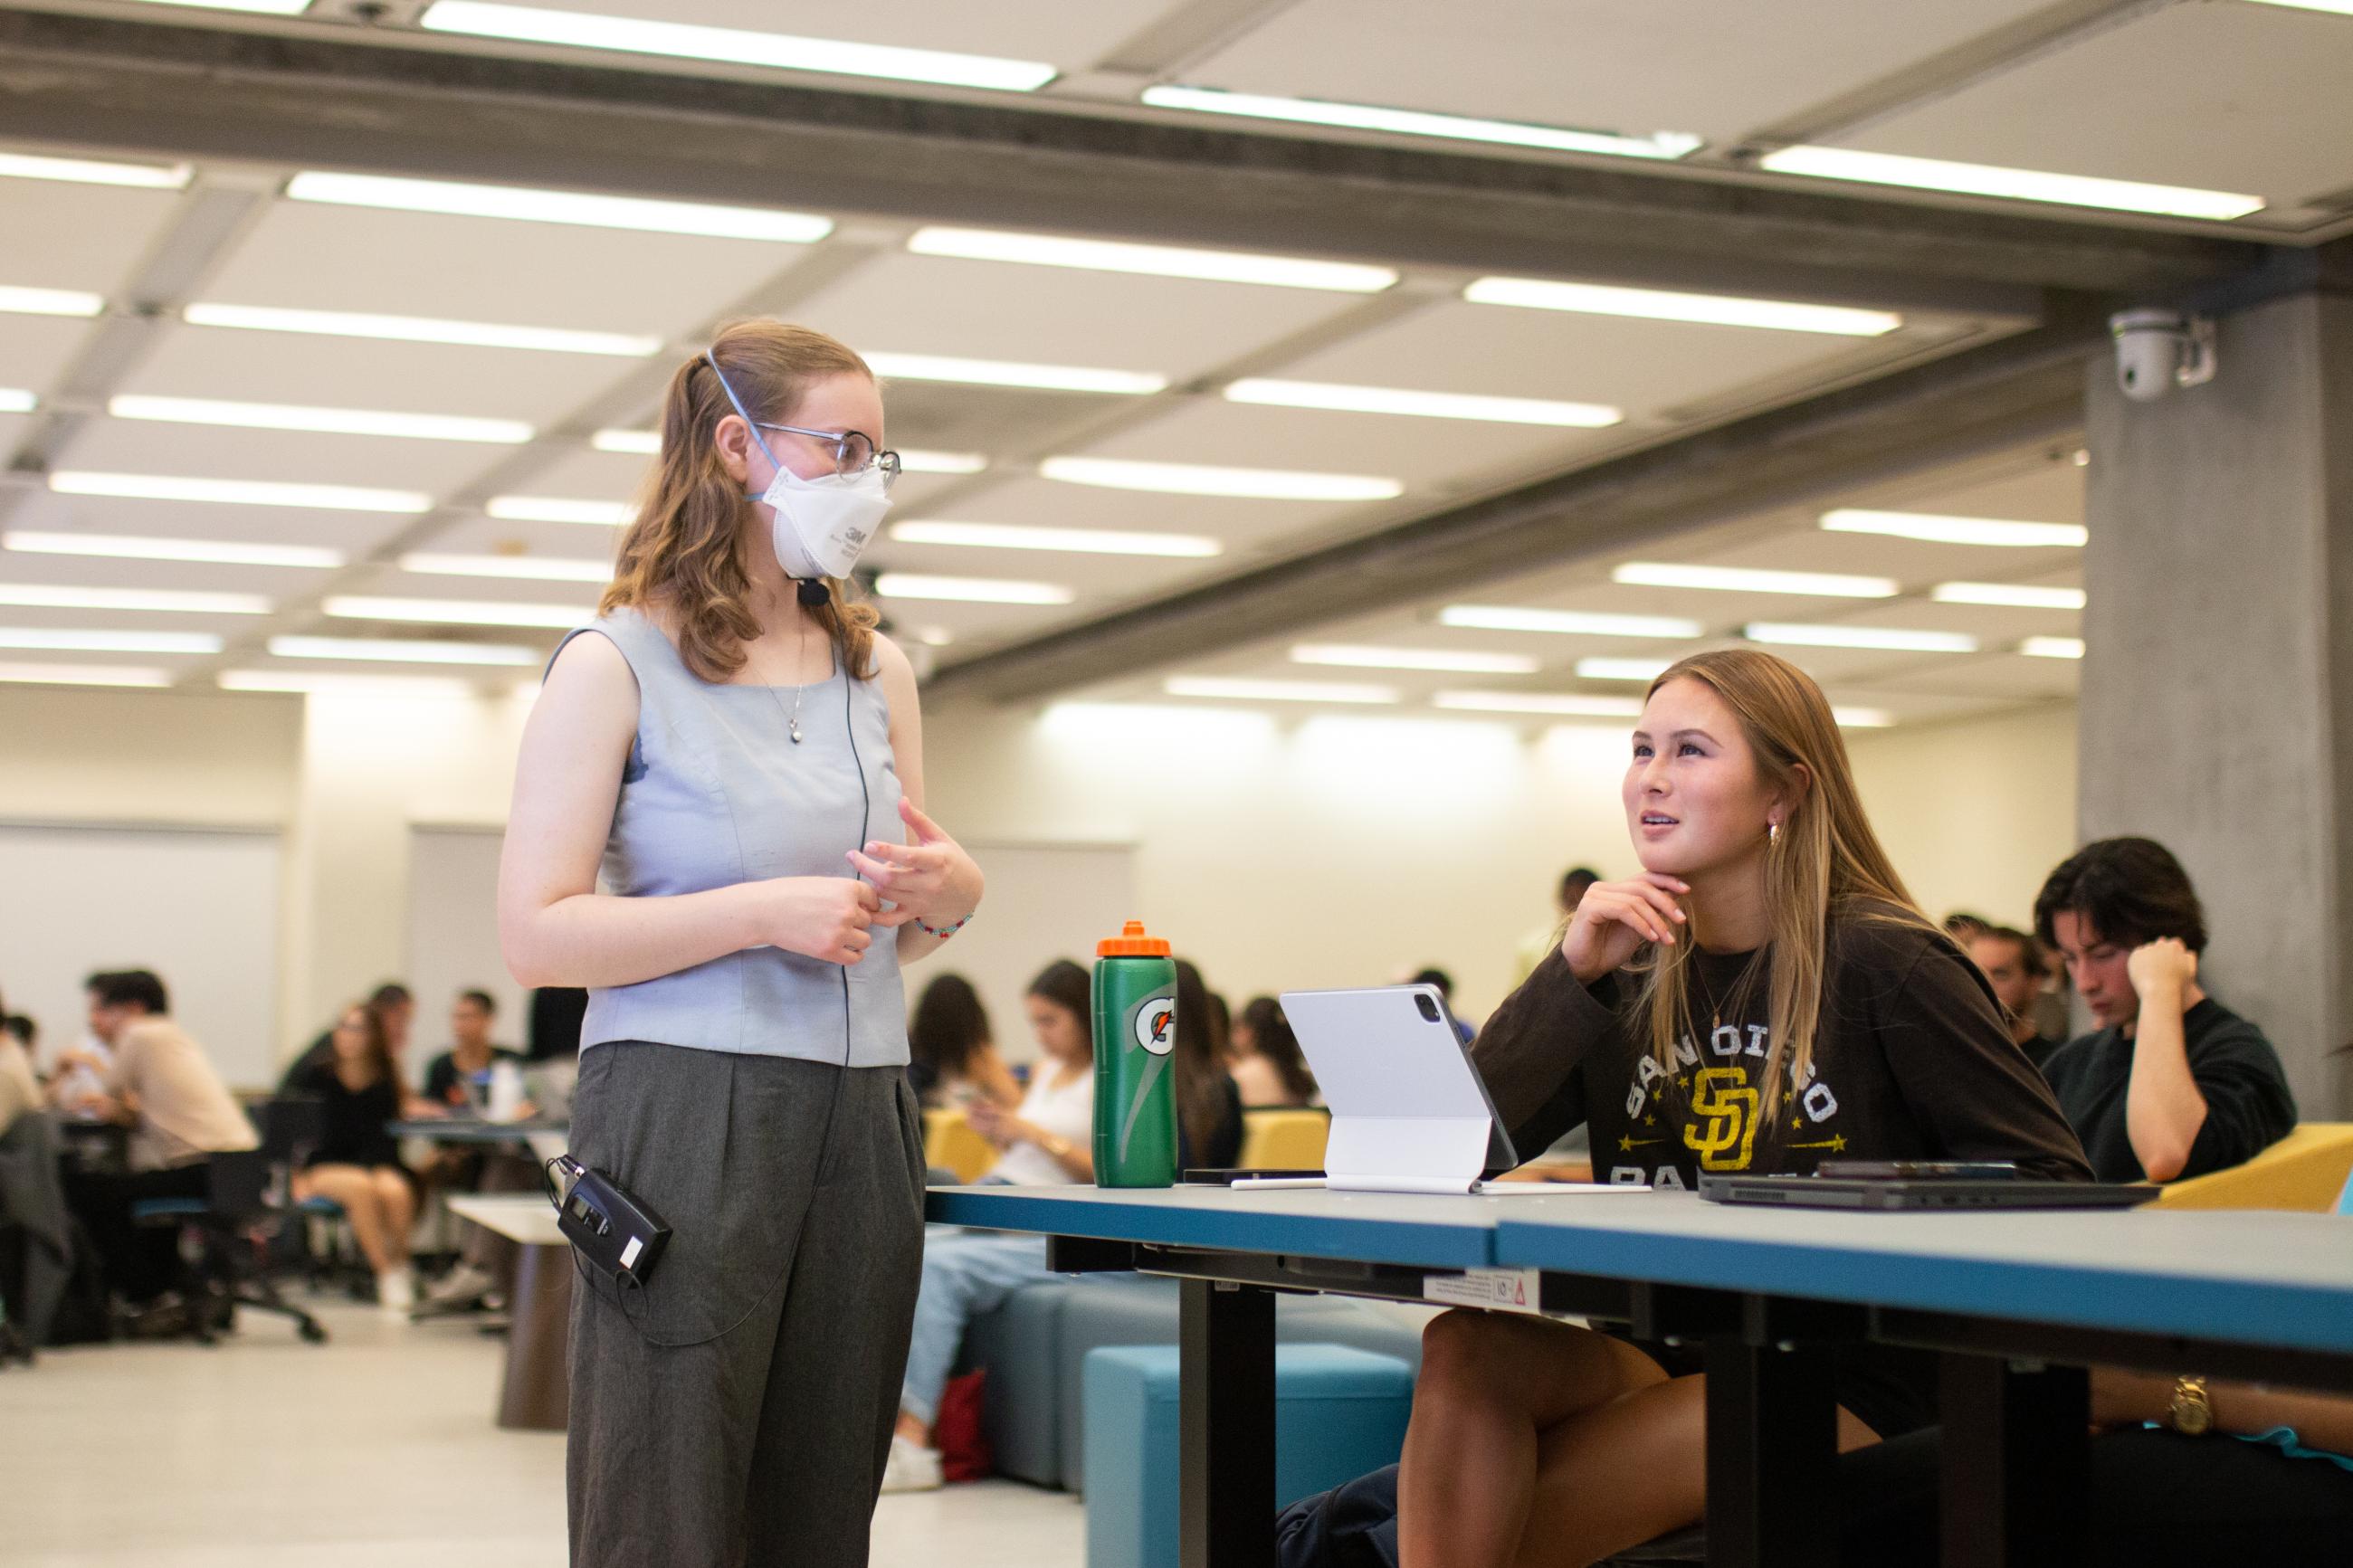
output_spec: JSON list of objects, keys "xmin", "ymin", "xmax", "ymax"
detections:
[
  {"xmin": 287, "ymin": 171, "xmax": 832, "ymax": 243},
  {"xmin": 119, "ymin": 0, "xmax": 310, "ymax": 12},
  {"xmin": 873, "ymin": 573, "xmax": 1073, "ymax": 605},
  {"xmin": 2245, "ymin": 0, "xmax": 2353, "ymax": 13},
  {"xmin": 1040, "ymin": 456, "xmax": 1402, "ymax": 502},
  {"xmin": 1224, "ymin": 378, "xmax": 1621, "ymax": 428},
  {"xmin": 1822, "ymin": 509, "xmax": 2087, "ymax": 548},
  {"xmin": 0, "ymin": 584, "xmax": 270, "ymax": 614},
  {"xmin": 0, "ymin": 627, "xmax": 221, "ymax": 654},
  {"xmin": 220, "ymin": 670, "xmax": 477, "ymax": 697},
  {"xmin": 0, "ymin": 661, "xmax": 171, "ymax": 688},
  {"xmin": 184, "ymin": 302, "xmax": 662, "ymax": 357},
  {"xmin": 0, "ymin": 389, "xmax": 33, "ymax": 414},
  {"xmin": 914, "ymin": 627, "xmax": 954, "ymax": 648},
  {"xmin": 590, "ymin": 428, "xmax": 660, "ymax": 455},
  {"xmin": 1138, "ymin": 84, "xmax": 1700, "ymax": 162},
  {"xmin": 1576, "ymin": 656, "xmax": 1674, "ymax": 682},
  {"xmin": 2020, "ymin": 636, "xmax": 2086, "ymax": 660},
  {"xmin": 50, "ymin": 470, "xmax": 433, "ymax": 514},
  {"xmin": 907, "ymin": 226, "xmax": 1395, "ymax": 293},
  {"xmin": 401, "ymin": 552, "xmax": 611, "ymax": 584},
  {"xmin": 900, "ymin": 449, "xmax": 988, "ymax": 476},
  {"xmin": 269, "ymin": 635, "xmax": 539, "ymax": 666},
  {"xmin": 0, "ymin": 284, "xmax": 104, "ymax": 318},
  {"xmin": 1743, "ymin": 622, "xmax": 1978, "ymax": 653},
  {"xmin": 109, "ymin": 394, "xmax": 533, "ymax": 444},
  {"xmin": 0, "ymin": 151, "xmax": 190, "ymax": 190},
  {"xmin": 1465, "ymin": 276, "xmax": 1900, "ymax": 337},
  {"xmin": 1439, "ymin": 605, "xmax": 1703, "ymax": 639},
  {"xmin": 1164, "ymin": 675, "xmax": 1398, "ymax": 705},
  {"xmin": 421, "ymin": 2, "xmax": 1057, "ymax": 91},
  {"xmin": 326, "ymin": 594, "xmax": 586, "ymax": 629},
  {"xmin": 1291, "ymin": 643, "xmax": 1539, "ymax": 675},
  {"xmin": 4, "ymin": 530, "xmax": 343, "ymax": 569},
  {"xmin": 1931, "ymin": 582, "xmax": 2086, "ymax": 610},
  {"xmin": 487, "ymin": 496, "xmax": 634, "ymax": 527},
  {"xmin": 1834, "ymin": 707, "xmax": 1896, "ymax": 728},
  {"xmin": 861, "ymin": 351, "xmax": 1166, "ymax": 396},
  {"xmin": 1758, "ymin": 145, "xmax": 2262, "ymax": 223},
  {"xmin": 1613, "ymin": 562, "xmax": 1898, "ymax": 598},
  {"xmin": 887, "ymin": 520, "xmax": 1220, "ymax": 558},
  {"xmin": 1433, "ymin": 690, "xmax": 1643, "ymax": 717}
]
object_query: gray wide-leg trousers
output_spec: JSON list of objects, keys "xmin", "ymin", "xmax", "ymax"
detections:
[{"xmin": 565, "ymin": 1041, "xmax": 927, "ymax": 1568}]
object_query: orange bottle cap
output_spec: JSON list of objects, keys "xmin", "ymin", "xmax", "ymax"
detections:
[{"xmin": 1098, "ymin": 920, "xmax": 1171, "ymax": 958}]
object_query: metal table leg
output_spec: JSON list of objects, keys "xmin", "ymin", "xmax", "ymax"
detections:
[
  {"xmin": 497, "ymin": 1240, "xmax": 572, "ymax": 1432},
  {"xmin": 1180, "ymin": 1277, "xmax": 1276, "ymax": 1568},
  {"xmin": 1705, "ymin": 1338, "xmax": 1841, "ymax": 1568},
  {"xmin": 1939, "ymin": 1354, "xmax": 2088, "ymax": 1568}
]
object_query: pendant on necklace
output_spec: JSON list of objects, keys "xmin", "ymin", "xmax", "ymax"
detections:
[{"xmin": 788, "ymin": 718, "xmax": 804, "ymax": 745}]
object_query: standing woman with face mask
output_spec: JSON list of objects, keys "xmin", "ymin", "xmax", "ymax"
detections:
[{"xmin": 500, "ymin": 319, "xmax": 984, "ymax": 1567}]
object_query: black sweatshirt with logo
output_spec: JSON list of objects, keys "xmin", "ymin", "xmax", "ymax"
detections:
[{"xmin": 1474, "ymin": 904, "xmax": 2094, "ymax": 1190}]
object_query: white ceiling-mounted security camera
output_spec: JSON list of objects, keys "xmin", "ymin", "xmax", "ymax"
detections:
[{"xmin": 2110, "ymin": 309, "xmax": 2217, "ymax": 403}]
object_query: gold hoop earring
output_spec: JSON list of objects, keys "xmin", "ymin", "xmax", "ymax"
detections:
[{"xmin": 1768, "ymin": 822, "xmax": 1780, "ymax": 846}]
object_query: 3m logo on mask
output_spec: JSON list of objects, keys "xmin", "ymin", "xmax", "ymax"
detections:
[{"xmin": 1681, "ymin": 1067, "xmax": 1760, "ymax": 1172}]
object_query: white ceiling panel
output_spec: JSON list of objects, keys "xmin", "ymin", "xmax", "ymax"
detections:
[
  {"xmin": 55, "ymin": 416, "xmax": 510, "ymax": 495},
  {"xmin": 0, "ymin": 317, "xmax": 100, "ymax": 397},
  {"xmin": 1837, "ymin": 597, "xmax": 2082, "ymax": 644},
  {"xmin": 1837, "ymin": 5, "xmax": 2353, "ymax": 214},
  {"xmin": 124, "ymin": 323, "xmax": 651, "ymax": 426},
  {"xmin": 516, "ymin": 448, "xmax": 659, "ymax": 505},
  {"xmin": 921, "ymin": 475, "xmax": 1361, "ymax": 556},
  {"xmin": 1270, "ymin": 300, "xmax": 1918, "ymax": 421},
  {"xmin": 1072, "ymin": 397, "xmax": 1605, "ymax": 491},
  {"xmin": 0, "ymin": 603, "xmax": 262, "ymax": 638},
  {"xmin": 526, "ymin": 0, "xmax": 1187, "ymax": 65},
  {"xmin": 0, "ymin": 176, "xmax": 188, "ymax": 296},
  {"xmin": 1888, "ymin": 460, "xmax": 2086, "ymax": 526},
  {"xmin": 341, "ymin": 565, "xmax": 603, "ymax": 612},
  {"xmin": 0, "ymin": 550, "xmax": 324, "ymax": 600},
  {"xmin": 8, "ymin": 488, "xmax": 414, "ymax": 552},
  {"xmin": 418, "ymin": 513, "xmax": 624, "ymax": 564},
  {"xmin": 795, "ymin": 252, "xmax": 1374, "ymax": 385},
  {"xmin": 1867, "ymin": 652, "xmax": 2080, "ymax": 702},
  {"xmin": 862, "ymin": 536, "xmax": 1216, "ymax": 602},
  {"xmin": 201, "ymin": 202, "xmax": 809, "ymax": 340},
  {"xmin": 1182, "ymin": 0, "xmax": 2059, "ymax": 147},
  {"xmin": 1703, "ymin": 529, "xmax": 2083, "ymax": 588}
]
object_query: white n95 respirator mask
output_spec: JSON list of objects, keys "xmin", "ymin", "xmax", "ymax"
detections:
[{"xmin": 704, "ymin": 350, "xmax": 891, "ymax": 584}]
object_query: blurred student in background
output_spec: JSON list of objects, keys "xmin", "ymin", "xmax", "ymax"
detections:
[
  {"xmin": 287, "ymin": 1001, "xmax": 419, "ymax": 1314},
  {"xmin": 905, "ymin": 973, "xmax": 1019, "ymax": 1111},
  {"xmin": 1967, "ymin": 924, "xmax": 2065, "ymax": 1069},
  {"xmin": 1230, "ymin": 996, "xmax": 1318, "ymax": 1108},
  {"xmin": 2034, "ymin": 838, "xmax": 2295, "ymax": 1183},
  {"xmin": 1516, "ymin": 867, "xmax": 1599, "ymax": 983}
]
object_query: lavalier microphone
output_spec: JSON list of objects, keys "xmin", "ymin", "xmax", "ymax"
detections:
[{"xmin": 795, "ymin": 577, "xmax": 831, "ymax": 608}]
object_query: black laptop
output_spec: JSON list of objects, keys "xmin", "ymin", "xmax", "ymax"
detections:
[{"xmin": 1700, "ymin": 1170, "xmax": 2158, "ymax": 1212}]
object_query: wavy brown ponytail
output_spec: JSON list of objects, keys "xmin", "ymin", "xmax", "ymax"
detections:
[{"xmin": 601, "ymin": 319, "xmax": 881, "ymax": 682}]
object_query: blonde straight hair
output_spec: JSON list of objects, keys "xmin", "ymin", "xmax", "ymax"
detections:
[
  {"xmin": 1634, "ymin": 650, "xmax": 1932, "ymax": 1118},
  {"xmin": 602, "ymin": 319, "xmax": 881, "ymax": 683}
]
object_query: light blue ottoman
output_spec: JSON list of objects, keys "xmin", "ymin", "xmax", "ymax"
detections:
[{"xmin": 1082, "ymin": 1343, "xmax": 1415, "ymax": 1568}]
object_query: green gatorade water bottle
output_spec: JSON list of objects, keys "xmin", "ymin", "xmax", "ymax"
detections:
[{"xmin": 1093, "ymin": 921, "xmax": 1178, "ymax": 1189}]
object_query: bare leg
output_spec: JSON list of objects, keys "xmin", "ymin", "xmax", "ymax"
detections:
[
  {"xmin": 894, "ymin": 1411, "xmax": 930, "ymax": 1446},
  {"xmin": 296, "ymin": 1164, "xmax": 391, "ymax": 1273},
  {"xmin": 1513, "ymin": 1376, "xmax": 1881, "ymax": 1568},
  {"xmin": 370, "ymin": 1167, "xmax": 417, "ymax": 1270},
  {"xmin": 1397, "ymin": 1313, "xmax": 1670, "ymax": 1568}
]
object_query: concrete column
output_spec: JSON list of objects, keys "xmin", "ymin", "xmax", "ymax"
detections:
[{"xmin": 2079, "ymin": 286, "xmax": 2353, "ymax": 1119}]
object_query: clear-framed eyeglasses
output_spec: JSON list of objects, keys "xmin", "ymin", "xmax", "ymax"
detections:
[{"xmin": 757, "ymin": 422, "xmax": 901, "ymax": 492}]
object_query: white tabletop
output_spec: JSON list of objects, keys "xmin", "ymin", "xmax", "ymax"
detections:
[{"xmin": 448, "ymin": 1193, "xmax": 567, "ymax": 1246}]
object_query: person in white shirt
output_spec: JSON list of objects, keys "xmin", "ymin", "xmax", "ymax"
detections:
[{"xmin": 883, "ymin": 960, "xmax": 1094, "ymax": 1491}]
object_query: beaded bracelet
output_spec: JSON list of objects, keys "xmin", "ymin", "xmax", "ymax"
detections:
[{"xmin": 912, "ymin": 909, "xmax": 975, "ymax": 939}]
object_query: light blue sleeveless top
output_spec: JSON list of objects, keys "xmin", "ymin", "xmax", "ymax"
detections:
[{"xmin": 552, "ymin": 607, "xmax": 908, "ymax": 1068}]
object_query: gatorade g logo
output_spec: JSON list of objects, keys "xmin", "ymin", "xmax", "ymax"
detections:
[
  {"xmin": 1681, "ymin": 1067, "xmax": 1760, "ymax": 1172},
  {"xmin": 1134, "ymin": 998, "xmax": 1176, "ymax": 1057}
]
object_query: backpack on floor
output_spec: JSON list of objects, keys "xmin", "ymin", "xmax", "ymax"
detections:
[{"xmin": 1276, "ymin": 1463, "xmax": 1401, "ymax": 1568}]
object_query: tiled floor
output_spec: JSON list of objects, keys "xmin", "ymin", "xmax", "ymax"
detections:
[{"xmin": 0, "ymin": 1298, "xmax": 1083, "ymax": 1566}]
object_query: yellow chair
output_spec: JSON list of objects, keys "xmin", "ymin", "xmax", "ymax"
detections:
[
  {"xmin": 2153, "ymin": 1123, "xmax": 2353, "ymax": 1212},
  {"xmin": 923, "ymin": 1107, "xmax": 1000, "ymax": 1184},
  {"xmin": 1238, "ymin": 1108, "xmax": 1329, "ymax": 1171}
]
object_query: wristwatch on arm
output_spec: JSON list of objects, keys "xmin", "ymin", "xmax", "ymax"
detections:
[{"xmin": 2167, "ymin": 1374, "xmax": 2214, "ymax": 1436}]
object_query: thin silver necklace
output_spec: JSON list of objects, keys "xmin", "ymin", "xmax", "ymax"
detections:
[{"xmin": 751, "ymin": 611, "xmax": 817, "ymax": 744}]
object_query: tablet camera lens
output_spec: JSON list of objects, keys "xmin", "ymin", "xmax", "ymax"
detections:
[{"xmin": 1415, "ymin": 994, "xmax": 1441, "ymax": 1023}]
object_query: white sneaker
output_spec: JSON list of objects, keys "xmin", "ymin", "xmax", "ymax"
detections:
[
  {"xmin": 377, "ymin": 1267, "xmax": 414, "ymax": 1316},
  {"xmin": 424, "ymin": 1263, "xmax": 494, "ymax": 1307},
  {"xmin": 879, "ymin": 1435, "xmax": 943, "ymax": 1494}
]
